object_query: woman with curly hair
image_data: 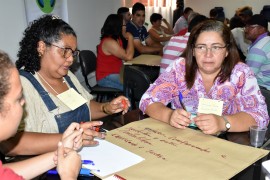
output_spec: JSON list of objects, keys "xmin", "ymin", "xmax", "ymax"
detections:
[
  {"xmin": 0, "ymin": 51, "xmax": 82, "ymax": 179},
  {"xmin": 0, "ymin": 14, "xmax": 129, "ymax": 156}
]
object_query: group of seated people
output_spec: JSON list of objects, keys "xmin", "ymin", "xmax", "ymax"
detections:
[{"xmin": 0, "ymin": 3, "xmax": 269, "ymax": 180}]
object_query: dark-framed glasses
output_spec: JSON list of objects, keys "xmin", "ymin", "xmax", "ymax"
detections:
[
  {"xmin": 47, "ymin": 43, "xmax": 80, "ymax": 58},
  {"xmin": 194, "ymin": 44, "xmax": 228, "ymax": 54}
]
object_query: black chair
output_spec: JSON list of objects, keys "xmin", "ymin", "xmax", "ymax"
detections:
[
  {"xmin": 79, "ymin": 50, "xmax": 123, "ymax": 102},
  {"xmin": 124, "ymin": 65, "xmax": 152, "ymax": 110}
]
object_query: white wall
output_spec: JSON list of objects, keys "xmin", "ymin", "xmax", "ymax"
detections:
[
  {"xmin": 185, "ymin": 0, "xmax": 269, "ymax": 19},
  {"xmin": 0, "ymin": 0, "xmax": 269, "ymax": 85},
  {"xmin": 0, "ymin": 0, "xmax": 27, "ymax": 61}
]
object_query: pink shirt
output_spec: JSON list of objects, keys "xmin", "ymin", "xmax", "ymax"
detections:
[
  {"xmin": 0, "ymin": 161, "xmax": 23, "ymax": 180},
  {"xmin": 140, "ymin": 58, "xmax": 269, "ymax": 127},
  {"xmin": 160, "ymin": 33, "xmax": 189, "ymax": 74}
]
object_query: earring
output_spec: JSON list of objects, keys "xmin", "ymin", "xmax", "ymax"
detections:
[{"xmin": 38, "ymin": 52, "xmax": 42, "ymax": 57}]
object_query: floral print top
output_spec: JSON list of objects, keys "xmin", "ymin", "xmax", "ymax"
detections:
[{"xmin": 139, "ymin": 57, "xmax": 269, "ymax": 128}]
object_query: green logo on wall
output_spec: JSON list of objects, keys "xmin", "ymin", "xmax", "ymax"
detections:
[{"xmin": 36, "ymin": 0, "xmax": 56, "ymax": 13}]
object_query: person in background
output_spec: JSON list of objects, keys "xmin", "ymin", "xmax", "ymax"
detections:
[
  {"xmin": 174, "ymin": 11, "xmax": 198, "ymax": 36},
  {"xmin": 0, "ymin": 14, "xmax": 130, "ymax": 157},
  {"xmin": 140, "ymin": 20, "xmax": 269, "ymax": 135},
  {"xmin": 148, "ymin": 13, "xmax": 174, "ymax": 47},
  {"xmin": 117, "ymin": 7, "xmax": 131, "ymax": 24},
  {"xmin": 245, "ymin": 14, "xmax": 270, "ymax": 90},
  {"xmin": 237, "ymin": 6, "xmax": 253, "ymax": 24},
  {"xmin": 172, "ymin": 0, "xmax": 184, "ymax": 28},
  {"xmin": 126, "ymin": 2, "xmax": 162, "ymax": 58},
  {"xmin": 0, "ymin": 51, "xmax": 82, "ymax": 179},
  {"xmin": 96, "ymin": 14, "xmax": 134, "ymax": 91},
  {"xmin": 209, "ymin": 8, "xmax": 218, "ymax": 20},
  {"xmin": 160, "ymin": 14, "xmax": 207, "ymax": 74},
  {"xmin": 173, "ymin": 7, "xmax": 193, "ymax": 34},
  {"xmin": 231, "ymin": 6, "xmax": 253, "ymax": 61}
]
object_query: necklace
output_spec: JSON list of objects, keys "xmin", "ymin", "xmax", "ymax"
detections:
[{"xmin": 37, "ymin": 72, "xmax": 65, "ymax": 95}]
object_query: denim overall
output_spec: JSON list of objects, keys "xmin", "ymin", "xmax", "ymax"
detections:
[{"xmin": 20, "ymin": 70, "xmax": 90, "ymax": 133}]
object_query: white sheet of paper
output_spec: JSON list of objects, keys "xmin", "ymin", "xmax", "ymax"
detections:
[
  {"xmin": 197, "ymin": 98, "xmax": 223, "ymax": 116},
  {"xmin": 57, "ymin": 88, "xmax": 87, "ymax": 110},
  {"xmin": 78, "ymin": 139, "xmax": 145, "ymax": 177}
]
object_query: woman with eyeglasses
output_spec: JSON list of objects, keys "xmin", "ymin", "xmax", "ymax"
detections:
[
  {"xmin": 0, "ymin": 51, "xmax": 82, "ymax": 179},
  {"xmin": 0, "ymin": 14, "xmax": 130, "ymax": 156},
  {"xmin": 96, "ymin": 14, "xmax": 134, "ymax": 91},
  {"xmin": 140, "ymin": 20, "xmax": 269, "ymax": 135}
]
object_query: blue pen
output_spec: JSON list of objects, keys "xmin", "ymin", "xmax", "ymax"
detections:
[
  {"xmin": 47, "ymin": 168, "xmax": 94, "ymax": 176},
  {"xmin": 82, "ymin": 160, "xmax": 94, "ymax": 165},
  {"xmin": 179, "ymin": 92, "xmax": 187, "ymax": 111}
]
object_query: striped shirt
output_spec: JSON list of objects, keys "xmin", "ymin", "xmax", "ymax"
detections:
[
  {"xmin": 246, "ymin": 33, "xmax": 270, "ymax": 90},
  {"xmin": 160, "ymin": 32, "xmax": 189, "ymax": 74}
]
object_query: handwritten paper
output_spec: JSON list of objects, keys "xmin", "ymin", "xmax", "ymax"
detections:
[
  {"xmin": 78, "ymin": 139, "xmax": 144, "ymax": 178},
  {"xmin": 198, "ymin": 98, "xmax": 223, "ymax": 115},
  {"xmin": 105, "ymin": 118, "xmax": 268, "ymax": 180}
]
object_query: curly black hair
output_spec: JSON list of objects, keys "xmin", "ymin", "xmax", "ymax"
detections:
[{"xmin": 16, "ymin": 14, "xmax": 77, "ymax": 74}]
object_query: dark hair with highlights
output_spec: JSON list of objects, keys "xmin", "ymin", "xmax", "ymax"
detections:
[
  {"xmin": 181, "ymin": 20, "xmax": 240, "ymax": 89},
  {"xmin": 101, "ymin": 14, "xmax": 123, "ymax": 41},
  {"xmin": 16, "ymin": 14, "xmax": 77, "ymax": 74},
  {"xmin": 0, "ymin": 51, "xmax": 14, "ymax": 112}
]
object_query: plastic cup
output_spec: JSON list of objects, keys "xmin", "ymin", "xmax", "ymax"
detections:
[{"xmin": 249, "ymin": 126, "xmax": 267, "ymax": 147}]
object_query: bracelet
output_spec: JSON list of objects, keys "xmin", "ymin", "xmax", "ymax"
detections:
[{"xmin": 102, "ymin": 102, "xmax": 112, "ymax": 115}]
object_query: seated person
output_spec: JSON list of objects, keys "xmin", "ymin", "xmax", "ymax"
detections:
[
  {"xmin": 117, "ymin": 7, "xmax": 131, "ymax": 24},
  {"xmin": 97, "ymin": 14, "xmax": 134, "ymax": 91},
  {"xmin": 160, "ymin": 14, "xmax": 207, "ymax": 74},
  {"xmin": 0, "ymin": 14, "xmax": 130, "ymax": 157},
  {"xmin": 126, "ymin": 2, "xmax": 162, "ymax": 57},
  {"xmin": 140, "ymin": 20, "xmax": 269, "ymax": 135},
  {"xmin": 245, "ymin": 14, "xmax": 270, "ymax": 90},
  {"xmin": 173, "ymin": 7, "xmax": 193, "ymax": 34},
  {"xmin": 0, "ymin": 51, "xmax": 82, "ymax": 179},
  {"xmin": 148, "ymin": 13, "xmax": 174, "ymax": 47}
]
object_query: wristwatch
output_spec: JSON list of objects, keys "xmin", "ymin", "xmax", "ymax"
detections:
[{"xmin": 222, "ymin": 116, "xmax": 231, "ymax": 132}]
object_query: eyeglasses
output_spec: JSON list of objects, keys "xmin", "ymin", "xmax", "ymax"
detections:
[
  {"xmin": 47, "ymin": 43, "xmax": 80, "ymax": 58},
  {"xmin": 194, "ymin": 45, "xmax": 227, "ymax": 54},
  {"xmin": 244, "ymin": 25, "xmax": 260, "ymax": 30}
]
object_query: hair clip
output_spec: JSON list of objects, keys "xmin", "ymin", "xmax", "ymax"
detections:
[{"xmin": 51, "ymin": 15, "xmax": 60, "ymax": 20}]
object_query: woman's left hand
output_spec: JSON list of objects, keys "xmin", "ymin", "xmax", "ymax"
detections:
[
  {"xmin": 193, "ymin": 114, "xmax": 224, "ymax": 135},
  {"xmin": 105, "ymin": 96, "xmax": 130, "ymax": 115},
  {"xmin": 62, "ymin": 123, "xmax": 83, "ymax": 150}
]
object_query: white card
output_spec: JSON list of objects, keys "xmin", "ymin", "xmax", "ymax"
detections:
[
  {"xmin": 57, "ymin": 88, "xmax": 87, "ymax": 110},
  {"xmin": 197, "ymin": 98, "xmax": 223, "ymax": 116}
]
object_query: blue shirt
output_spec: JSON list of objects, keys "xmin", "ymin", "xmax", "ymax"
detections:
[{"xmin": 126, "ymin": 21, "xmax": 149, "ymax": 57}]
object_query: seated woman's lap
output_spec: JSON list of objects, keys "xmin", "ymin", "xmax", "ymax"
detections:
[{"xmin": 97, "ymin": 74, "xmax": 123, "ymax": 91}]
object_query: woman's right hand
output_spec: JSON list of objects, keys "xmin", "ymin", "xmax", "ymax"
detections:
[
  {"xmin": 169, "ymin": 109, "xmax": 191, "ymax": 129},
  {"xmin": 57, "ymin": 142, "xmax": 81, "ymax": 180}
]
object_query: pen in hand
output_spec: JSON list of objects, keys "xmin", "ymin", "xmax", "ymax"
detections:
[{"xmin": 178, "ymin": 92, "xmax": 187, "ymax": 111}]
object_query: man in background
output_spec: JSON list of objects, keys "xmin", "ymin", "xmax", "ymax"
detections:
[
  {"xmin": 117, "ymin": 7, "xmax": 131, "ymax": 24},
  {"xmin": 173, "ymin": 7, "xmax": 193, "ymax": 34},
  {"xmin": 126, "ymin": 2, "xmax": 162, "ymax": 58},
  {"xmin": 245, "ymin": 14, "xmax": 270, "ymax": 90}
]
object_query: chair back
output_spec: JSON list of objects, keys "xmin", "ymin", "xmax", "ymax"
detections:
[
  {"xmin": 261, "ymin": 88, "xmax": 270, "ymax": 118},
  {"xmin": 124, "ymin": 66, "xmax": 151, "ymax": 109},
  {"xmin": 79, "ymin": 50, "xmax": 97, "ymax": 91}
]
